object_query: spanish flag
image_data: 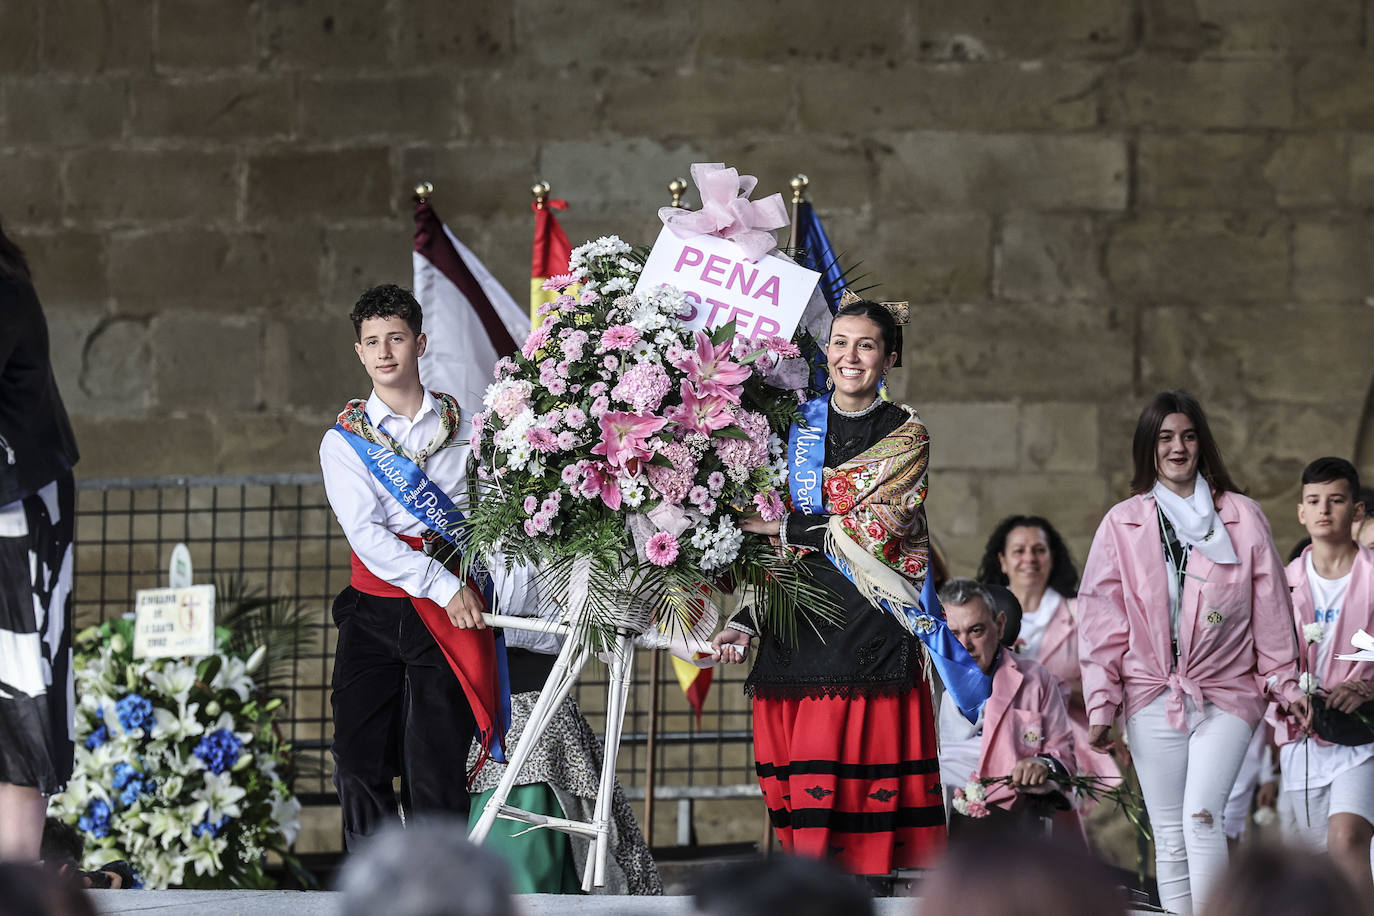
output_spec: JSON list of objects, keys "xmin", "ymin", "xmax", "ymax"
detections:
[
  {"xmin": 530, "ymin": 193, "xmax": 572, "ymax": 322},
  {"xmin": 672, "ymin": 656, "xmax": 712, "ymax": 725},
  {"xmin": 664, "ymin": 587, "xmax": 717, "ymax": 725}
]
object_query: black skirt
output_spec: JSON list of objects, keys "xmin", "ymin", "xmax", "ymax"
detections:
[{"xmin": 0, "ymin": 473, "xmax": 75, "ymax": 794}]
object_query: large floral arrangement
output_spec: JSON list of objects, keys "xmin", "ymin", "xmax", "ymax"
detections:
[
  {"xmin": 48, "ymin": 585, "xmax": 305, "ymax": 889},
  {"xmin": 464, "ymin": 235, "xmax": 827, "ymax": 643}
]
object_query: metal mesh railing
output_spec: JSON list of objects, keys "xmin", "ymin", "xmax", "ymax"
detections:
[{"xmin": 73, "ymin": 474, "xmax": 757, "ymax": 808}]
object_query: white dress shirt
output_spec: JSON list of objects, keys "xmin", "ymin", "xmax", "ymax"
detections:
[{"xmin": 320, "ymin": 390, "xmax": 471, "ymax": 608}]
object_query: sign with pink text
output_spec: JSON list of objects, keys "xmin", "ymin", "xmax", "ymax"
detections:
[{"xmin": 633, "ymin": 227, "xmax": 820, "ymax": 343}]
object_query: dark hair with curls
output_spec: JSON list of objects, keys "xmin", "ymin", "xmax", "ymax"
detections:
[
  {"xmin": 1300, "ymin": 456, "xmax": 1360, "ymax": 498},
  {"xmin": 349, "ymin": 284, "xmax": 423, "ymax": 339},
  {"xmin": 1130, "ymin": 389, "xmax": 1240, "ymax": 496},
  {"xmin": 976, "ymin": 514, "xmax": 1080, "ymax": 598},
  {"xmin": 0, "ymin": 216, "xmax": 32, "ymax": 285},
  {"xmin": 831, "ymin": 300, "xmax": 903, "ymax": 367}
]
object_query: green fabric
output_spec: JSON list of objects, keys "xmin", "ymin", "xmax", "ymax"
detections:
[{"xmin": 469, "ymin": 783, "xmax": 583, "ymax": 894}]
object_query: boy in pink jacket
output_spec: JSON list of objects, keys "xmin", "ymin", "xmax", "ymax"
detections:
[
  {"xmin": 937, "ymin": 578, "xmax": 1077, "ymax": 834},
  {"xmin": 1077, "ymin": 390, "xmax": 1306, "ymax": 916},
  {"xmin": 1270, "ymin": 457, "xmax": 1374, "ymax": 900}
]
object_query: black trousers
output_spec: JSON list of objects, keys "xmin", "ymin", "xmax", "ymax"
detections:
[{"xmin": 330, "ymin": 586, "xmax": 476, "ymax": 851}]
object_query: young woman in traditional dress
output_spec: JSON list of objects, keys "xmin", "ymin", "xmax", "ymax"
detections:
[
  {"xmin": 711, "ymin": 298, "xmax": 953, "ymax": 878},
  {"xmin": 0, "ymin": 217, "xmax": 80, "ymax": 861},
  {"xmin": 1077, "ymin": 390, "xmax": 1306, "ymax": 916}
]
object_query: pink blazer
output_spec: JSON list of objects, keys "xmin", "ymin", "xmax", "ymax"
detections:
[
  {"xmin": 978, "ymin": 651, "xmax": 1077, "ymax": 810},
  {"xmin": 1033, "ymin": 592, "xmax": 1080, "ymax": 689},
  {"xmin": 1078, "ymin": 491, "xmax": 1301, "ymax": 732},
  {"xmin": 1270, "ymin": 544, "xmax": 1374, "ymax": 747}
]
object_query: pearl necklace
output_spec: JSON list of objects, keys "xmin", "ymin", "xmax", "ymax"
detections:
[{"xmin": 831, "ymin": 395, "xmax": 883, "ymax": 418}]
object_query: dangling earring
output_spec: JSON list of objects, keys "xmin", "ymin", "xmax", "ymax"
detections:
[{"xmin": 826, "ymin": 375, "xmax": 835, "ymax": 391}]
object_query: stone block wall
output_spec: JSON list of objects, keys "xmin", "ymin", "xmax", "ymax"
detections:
[{"xmin": 4, "ymin": 0, "xmax": 1374, "ymax": 572}]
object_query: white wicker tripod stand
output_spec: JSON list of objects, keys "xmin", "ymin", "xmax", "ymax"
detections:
[{"xmin": 467, "ymin": 611, "xmax": 641, "ymax": 892}]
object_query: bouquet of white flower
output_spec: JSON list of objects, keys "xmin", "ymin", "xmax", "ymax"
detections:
[{"xmin": 48, "ymin": 584, "xmax": 306, "ymax": 889}]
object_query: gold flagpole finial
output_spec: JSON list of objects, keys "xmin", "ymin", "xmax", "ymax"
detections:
[
  {"xmin": 531, "ymin": 180, "xmax": 551, "ymax": 210},
  {"xmin": 413, "ymin": 181, "xmax": 434, "ymax": 204},
  {"xmin": 668, "ymin": 177, "xmax": 688, "ymax": 209},
  {"xmin": 790, "ymin": 173, "xmax": 809, "ymax": 205}
]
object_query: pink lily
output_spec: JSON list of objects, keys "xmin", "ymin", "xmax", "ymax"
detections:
[
  {"xmin": 669, "ymin": 330, "xmax": 752, "ymax": 403},
  {"xmin": 665, "ymin": 380, "xmax": 735, "ymax": 436},
  {"xmin": 590, "ymin": 411, "xmax": 668, "ymax": 476},
  {"xmin": 579, "ymin": 461, "xmax": 622, "ymax": 510}
]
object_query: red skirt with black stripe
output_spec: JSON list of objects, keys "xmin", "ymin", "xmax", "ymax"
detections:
[{"xmin": 753, "ymin": 685, "xmax": 946, "ymax": 875}]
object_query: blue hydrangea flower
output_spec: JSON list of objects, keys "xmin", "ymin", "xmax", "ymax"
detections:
[
  {"xmin": 192, "ymin": 814, "xmax": 231, "ymax": 838},
  {"xmin": 111, "ymin": 762, "xmax": 137, "ymax": 790},
  {"xmin": 193, "ymin": 728, "xmax": 243, "ymax": 774},
  {"xmin": 118, "ymin": 777, "xmax": 147, "ymax": 809},
  {"xmin": 115, "ymin": 693, "xmax": 154, "ymax": 733},
  {"xmin": 84, "ymin": 724, "xmax": 108, "ymax": 750},
  {"xmin": 77, "ymin": 799, "xmax": 112, "ymax": 839}
]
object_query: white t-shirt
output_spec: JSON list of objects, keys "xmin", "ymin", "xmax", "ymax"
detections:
[
  {"xmin": 1017, "ymin": 588, "xmax": 1061, "ymax": 661},
  {"xmin": 1307, "ymin": 551, "xmax": 1352, "ymax": 673},
  {"xmin": 938, "ymin": 690, "xmax": 985, "ymax": 803},
  {"xmin": 1281, "ymin": 554, "xmax": 1371, "ymax": 788}
]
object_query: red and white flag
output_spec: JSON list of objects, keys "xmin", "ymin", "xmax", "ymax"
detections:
[{"xmin": 413, "ymin": 200, "xmax": 529, "ymax": 417}]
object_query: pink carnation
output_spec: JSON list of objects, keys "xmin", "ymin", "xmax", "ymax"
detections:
[
  {"xmin": 645, "ymin": 532, "xmax": 680, "ymax": 567},
  {"xmin": 612, "ymin": 362, "xmax": 671, "ymax": 413},
  {"xmin": 966, "ymin": 800, "xmax": 989, "ymax": 818}
]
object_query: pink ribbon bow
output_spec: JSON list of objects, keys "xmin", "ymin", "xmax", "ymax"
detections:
[{"xmin": 657, "ymin": 162, "xmax": 789, "ymax": 263}]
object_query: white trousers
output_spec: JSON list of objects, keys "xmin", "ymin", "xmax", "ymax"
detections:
[{"xmin": 1127, "ymin": 693, "xmax": 1254, "ymax": 916}]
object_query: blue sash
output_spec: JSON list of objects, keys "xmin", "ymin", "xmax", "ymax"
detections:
[
  {"xmin": 785, "ymin": 400, "xmax": 991, "ymax": 721},
  {"xmin": 333, "ymin": 425, "xmax": 512, "ymax": 753}
]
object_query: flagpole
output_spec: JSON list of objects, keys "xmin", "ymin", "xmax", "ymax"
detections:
[
  {"xmin": 414, "ymin": 180, "xmax": 433, "ymax": 205},
  {"xmin": 787, "ymin": 173, "xmax": 808, "ymax": 251},
  {"xmin": 642, "ymin": 177, "xmax": 688, "ymax": 850},
  {"xmin": 531, "ymin": 180, "xmax": 550, "ymax": 210}
]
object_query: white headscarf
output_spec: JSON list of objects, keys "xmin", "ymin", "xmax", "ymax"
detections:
[{"xmin": 1151, "ymin": 476, "xmax": 1238, "ymax": 565}]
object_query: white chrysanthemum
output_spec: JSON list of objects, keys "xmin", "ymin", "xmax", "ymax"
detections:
[
  {"xmin": 602, "ymin": 276, "xmax": 633, "ymax": 294},
  {"xmin": 620, "ymin": 478, "xmax": 646, "ymax": 508},
  {"xmin": 1299, "ymin": 672, "xmax": 1321, "ymax": 694},
  {"xmin": 1303, "ymin": 622, "xmax": 1325, "ymax": 645}
]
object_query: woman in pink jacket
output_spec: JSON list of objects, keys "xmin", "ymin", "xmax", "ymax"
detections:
[{"xmin": 1078, "ymin": 390, "xmax": 1306, "ymax": 916}]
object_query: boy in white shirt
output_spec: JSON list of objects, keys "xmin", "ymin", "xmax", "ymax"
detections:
[
  {"xmin": 1271, "ymin": 457, "xmax": 1374, "ymax": 898},
  {"xmin": 320, "ymin": 285, "xmax": 497, "ymax": 850}
]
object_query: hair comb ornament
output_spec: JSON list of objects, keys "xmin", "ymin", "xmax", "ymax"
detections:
[{"xmin": 838, "ymin": 289, "xmax": 910, "ymax": 326}]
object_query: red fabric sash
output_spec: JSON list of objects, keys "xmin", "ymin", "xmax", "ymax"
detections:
[{"xmin": 349, "ymin": 535, "xmax": 503, "ymax": 781}]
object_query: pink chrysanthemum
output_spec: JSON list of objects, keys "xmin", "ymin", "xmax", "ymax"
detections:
[
  {"xmin": 541, "ymin": 273, "xmax": 577, "ymax": 292},
  {"xmin": 761, "ymin": 336, "xmax": 802, "ymax": 358},
  {"xmin": 688, "ymin": 485, "xmax": 710, "ymax": 507},
  {"xmin": 645, "ymin": 532, "xmax": 680, "ymax": 567},
  {"xmin": 526, "ymin": 427, "xmax": 558, "ymax": 453},
  {"xmin": 523, "ymin": 495, "xmax": 538, "ymax": 514},
  {"xmin": 563, "ymin": 406, "xmax": 588, "ymax": 429},
  {"xmin": 521, "ymin": 325, "xmax": 551, "ymax": 360}
]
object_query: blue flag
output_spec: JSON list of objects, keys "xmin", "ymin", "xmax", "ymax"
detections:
[{"xmin": 796, "ymin": 200, "xmax": 845, "ymax": 314}]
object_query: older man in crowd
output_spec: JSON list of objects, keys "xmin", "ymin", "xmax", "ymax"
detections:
[{"xmin": 936, "ymin": 578, "xmax": 1078, "ymax": 836}]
